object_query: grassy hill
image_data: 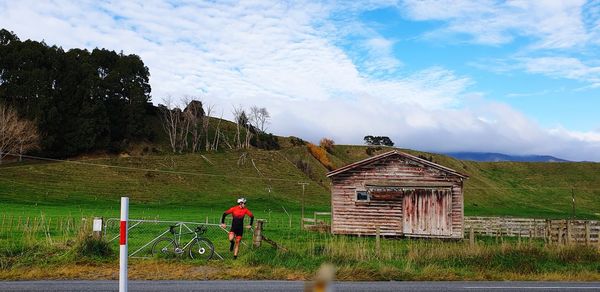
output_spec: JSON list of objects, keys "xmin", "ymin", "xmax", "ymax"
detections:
[
  {"xmin": 1, "ymin": 143, "xmax": 600, "ymax": 221},
  {"xmin": 1, "ymin": 113, "xmax": 600, "ymax": 221},
  {"xmin": 0, "ymin": 149, "xmax": 330, "ymax": 221}
]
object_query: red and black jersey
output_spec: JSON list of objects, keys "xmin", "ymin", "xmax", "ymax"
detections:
[{"xmin": 221, "ymin": 205, "xmax": 254, "ymax": 236}]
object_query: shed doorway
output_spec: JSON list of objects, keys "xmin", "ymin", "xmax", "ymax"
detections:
[{"xmin": 402, "ymin": 188, "xmax": 452, "ymax": 237}]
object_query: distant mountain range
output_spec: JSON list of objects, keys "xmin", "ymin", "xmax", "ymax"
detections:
[{"xmin": 444, "ymin": 152, "xmax": 569, "ymax": 162}]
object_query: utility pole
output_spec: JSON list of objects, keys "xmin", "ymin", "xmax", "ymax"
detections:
[
  {"xmin": 571, "ymin": 188, "xmax": 576, "ymax": 219},
  {"xmin": 299, "ymin": 182, "xmax": 309, "ymax": 229}
]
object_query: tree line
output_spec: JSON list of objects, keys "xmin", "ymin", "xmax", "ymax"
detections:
[
  {"xmin": 158, "ymin": 98, "xmax": 278, "ymax": 153},
  {"xmin": 0, "ymin": 29, "xmax": 152, "ymax": 157}
]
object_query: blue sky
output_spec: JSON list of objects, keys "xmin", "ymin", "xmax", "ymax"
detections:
[
  {"xmin": 1, "ymin": 0, "xmax": 600, "ymax": 160},
  {"xmin": 353, "ymin": 3, "xmax": 600, "ymax": 131}
]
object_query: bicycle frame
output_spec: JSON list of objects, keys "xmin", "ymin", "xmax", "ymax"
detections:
[
  {"xmin": 171, "ymin": 229, "xmax": 200, "ymax": 254},
  {"xmin": 145, "ymin": 222, "xmax": 223, "ymax": 260},
  {"xmin": 129, "ymin": 223, "xmax": 195, "ymax": 257}
]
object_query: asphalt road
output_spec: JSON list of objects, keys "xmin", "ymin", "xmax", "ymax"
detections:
[{"xmin": 1, "ymin": 280, "xmax": 600, "ymax": 291}]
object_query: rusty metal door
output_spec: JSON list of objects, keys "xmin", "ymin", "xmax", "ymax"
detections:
[{"xmin": 402, "ymin": 188, "xmax": 452, "ymax": 236}]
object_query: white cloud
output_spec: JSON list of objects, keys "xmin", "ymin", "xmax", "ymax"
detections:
[
  {"xmin": 1, "ymin": 0, "xmax": 600, "ymax": 161},
  {"xmin": 275, "ymin": 95, "xmax": 600, "ymax": 161},
  {"xmin": 360, "ymin": 37, "xmax": 403, "ymax": 74},
  {"xmin": 400, "ymin": 0, "xmax": 590, "ymax": 49},
  {"xmin": 521, "ymin": 57, "xmax": 600, "ymax": 87}
]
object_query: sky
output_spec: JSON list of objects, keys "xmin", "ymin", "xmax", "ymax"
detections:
[{"xmin": 1, "ymin": 0, "xmax": 600, "ymax": 161}]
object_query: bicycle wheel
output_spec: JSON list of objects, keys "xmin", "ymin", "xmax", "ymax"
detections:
[
  {"xmin": 189, "ymin": 238, "xmax": 215, "ymax": 260},
  {"xmin": 152, "ymin": 237, "xmax": 178, "ymax": 258}
]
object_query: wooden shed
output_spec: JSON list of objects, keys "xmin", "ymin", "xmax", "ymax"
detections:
[{"xmin": 327, "ymin": 150, "xmax": 468, "ymax": 239}]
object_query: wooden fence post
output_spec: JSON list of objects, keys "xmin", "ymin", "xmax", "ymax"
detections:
[
  {"xmin": 585, "ymin": 221, "xmax": 590, "ymax": 246},
  {"xmin": 558, "ymin": 226, "xmax": 563, "ymax": 246},
  {"xmin": 253, "ymin": 219, "xmax": 265, "ymax": 248},
  {"xmin": 469, "ymin": 226, "xmax": 475, "ymax": 247},
  {"xmin": 375, "ymin": 226, "xmax": 381, "ymax": 255},
  {"xmin": 566, "ymin": 220, "xmax": 572, "ymax": 245},
  {"xmin": 495, "ymin": 229, "xmax": 499, "ymax": 243},
  {"xmin": 544, "ymin": 220, "xmax": 550, "ymax": 245}
]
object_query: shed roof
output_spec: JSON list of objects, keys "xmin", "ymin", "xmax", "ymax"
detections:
[{"xmin": 326, "ymin": 150, "xmax": 468, "ymax": 179}]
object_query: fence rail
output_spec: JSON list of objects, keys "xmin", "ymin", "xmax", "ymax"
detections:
[
  {"xmin": 465, "ymin": 216, "xmax": 600, "ymax": 244},
  {"xmin": 302, "ymin": 211, "xmax": 331, "ymax": 232}
]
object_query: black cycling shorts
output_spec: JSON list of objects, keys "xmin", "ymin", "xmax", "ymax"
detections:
[{"xmin": 230, "ymin": 218, "xmax": 244, "ymax": 237}]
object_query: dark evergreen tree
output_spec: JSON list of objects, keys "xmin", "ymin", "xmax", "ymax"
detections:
[{"xmin": 0, "ymin": 29, "xmax": 152, "ymax": 157}]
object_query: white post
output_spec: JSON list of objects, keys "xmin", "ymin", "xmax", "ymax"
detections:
[{"xmin": 119, "ymin": 197, "xmax": 129, "ymax": 292}]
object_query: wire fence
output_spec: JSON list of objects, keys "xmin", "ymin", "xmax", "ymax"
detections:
[
  {"xmin": 0, "ymin": 212, "xmax": 309, "ymax": 251},
  {"xmin": 4, "ymin": 212, "xmax": 600, "ymax": 256},
  {"xmin": 0, "ymin": 214, "xmax": 86, "ymax": 247},
  {"xmin": 103, "ymin": 218, "xmax": 252, "ymax": 260}
]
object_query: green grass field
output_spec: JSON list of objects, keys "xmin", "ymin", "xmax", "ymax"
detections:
[{"xmin": 1, "ymin": 144, "xmax": 600, "ymax": 280}]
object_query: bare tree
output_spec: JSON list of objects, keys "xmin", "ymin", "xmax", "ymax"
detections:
[
  {"xmin": 240, "ymin": 110, "xmax": 252, "ymax": 149},
  {"xmin": 158, "ymin": 97, "xmax": 185, "ymax": 153},
  {"xmin": 179, "ymin": 108, "xmax": 190, "ymax": 153},
  {"xmin": 257, "ymin": 107, "xmax": 270, "ymax": 133},
  {"xmin": 211, "ymin": 110, "xmax": 224, "ymax": 151},
  {"xmin": 232, "ymin": 105, "xmax": 244, "ymax": 149},
  {"xmin": 0, "ymin": 103, "xmax": 39, "ymax": 163},
  {"xmin": 249, "ymin": 106, "xmax": 270, "ymax": 133},
  {"xmin": 203, "ymin": 103, "xmax": 214, "ymax": 152},
  {"xmin": 249, "ymin": 106, "xmax": 260, "ymax": 133},
  {"xmin": 16, "ymin": 119, "xmax": 39, "ymax": 161}
]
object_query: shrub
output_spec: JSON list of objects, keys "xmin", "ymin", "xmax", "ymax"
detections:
[
  {"xmin": 366, "ymin": 146, "xmax": 382, "ymax": 156},
  {"xmin": 307, "ymin": 143, "xmax": 333, "ymax": 170},
  {"xmin": 319, "ymin": 138, "xmax": 335, "ymax": 153},
  {"xmin": 295, "ymin": 159, "xmax": 312, "ymax": 176},
  {"xmin": 251, "ymin": 132, "xmax": 280, "ymax": 150},
  {"xmin": 74, "ymin": 235, "xmax": 114, "ymax": 259},
  {"xmin": 290, "ymin": 136, "xmax": 306, "ymax": 146}
]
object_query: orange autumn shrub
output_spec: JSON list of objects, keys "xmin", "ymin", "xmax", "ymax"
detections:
[{"xmin": 307, "ymin": 143, "xmax": 333, "ymax": 170}]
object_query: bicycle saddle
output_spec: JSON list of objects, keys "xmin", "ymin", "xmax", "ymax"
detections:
[{"xmin": 195, "ymin": 225, "xmax": 207, "ymax": 234}]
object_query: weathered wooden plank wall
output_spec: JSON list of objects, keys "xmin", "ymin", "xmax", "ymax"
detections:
[
  {"xmin": 402, "ymin": 189, "xmax": 452, "ymax": 236},
  {"xmin": 331, "ymin": 154, "xmax": 464, "ymax": 238}
]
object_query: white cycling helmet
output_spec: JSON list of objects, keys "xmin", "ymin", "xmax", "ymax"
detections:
[{"xmin": 237, "ymin": 197, "xmax": 247, "ymax": 204}]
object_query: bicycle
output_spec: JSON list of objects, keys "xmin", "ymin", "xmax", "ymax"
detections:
[{"xmin": 151, "ymin": 224, "xmax": 215, "ymax": 260}]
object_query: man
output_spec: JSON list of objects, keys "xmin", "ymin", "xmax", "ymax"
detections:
[{"xmin": 220, "ymin": 197, "xmax": 254, "ymax": 259}]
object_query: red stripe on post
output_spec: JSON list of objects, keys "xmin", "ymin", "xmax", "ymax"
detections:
[{"xmin": 120, "ymin": 221, "xmax": 127, "ymax": 245}]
